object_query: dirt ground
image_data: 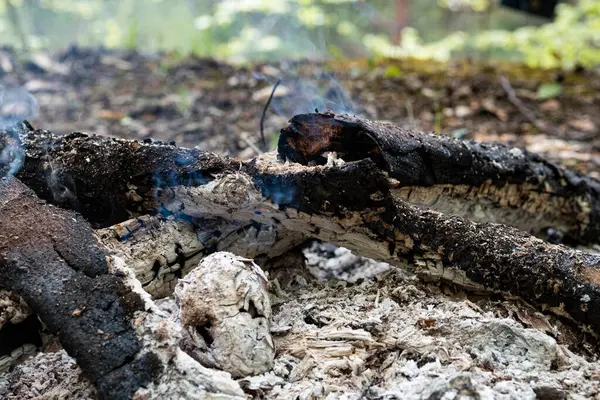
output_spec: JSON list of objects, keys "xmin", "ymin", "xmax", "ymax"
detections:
[{"xmin": 1, "ymin": 47, "xmax": 600, "ymax": 399}]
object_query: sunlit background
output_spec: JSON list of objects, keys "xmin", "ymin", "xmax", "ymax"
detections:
[{"xmin": 0, "ymin": 0, "xmax": 597, "ymax": 69}]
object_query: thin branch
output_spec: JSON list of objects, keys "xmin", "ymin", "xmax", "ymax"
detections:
[
  {"xmin": 259, "ymin": 79, "xmax": 281, "ymax": 149},
  {"xmin": 499, "ymin": 76, "xmax": 561, "ymax": 136}
]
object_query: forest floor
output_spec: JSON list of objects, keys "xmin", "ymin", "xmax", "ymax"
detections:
[{"xmin": 1, "ymin": 47, "xmax": 600, "ymax": 399}]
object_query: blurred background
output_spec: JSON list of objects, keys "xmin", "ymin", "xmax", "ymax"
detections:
[{"xmin": 0, "ymin": 0, "xmax": 596, "ymax": 69}]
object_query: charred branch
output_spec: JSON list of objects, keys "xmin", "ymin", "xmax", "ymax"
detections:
[
  {"xmin": 5, "ymin": 122, "xmax": 240, "ymax": 227},
  {"xmin": 0, "ymin": 177, "xmax": 245, "ymax": 399},
  {"xmin": 278, "ymin": 112, "xmax": 600, "ymax": 246},
  {"xmin": 155, "ymin": 155, "xmax": 600, "ymax": 335}
]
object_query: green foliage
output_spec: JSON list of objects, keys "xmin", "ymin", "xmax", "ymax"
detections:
[
  {"xmin": 536, "ymin": 82, "xmax": 563, "ymax": 100},
  {"xmin": 384, "ymin": 65, "xmax": 403, "ymax": 78},
  {"xmin": 0, "ymin": 0, "xmax": 598, "ymax": 70},
  {"xmin": 369, "ymin": 0, "xmax": 600, "ymax": 70}
]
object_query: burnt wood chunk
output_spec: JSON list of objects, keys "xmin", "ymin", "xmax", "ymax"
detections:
[
  {"xmin": 0, "ymin": 176, "xmax": 160, "ymax": 400},
  {"xmin": 278, "ymin": 111, "xmax": 600, "ymax": 245}
]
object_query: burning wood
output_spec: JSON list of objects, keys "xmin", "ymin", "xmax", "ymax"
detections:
[{"xmin": 2, "ymin": 113, "xmax": 600, "ymax": 397}]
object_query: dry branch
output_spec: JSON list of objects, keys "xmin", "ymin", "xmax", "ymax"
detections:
[{"xmin": 278, "ymin": 111, "xmax": 600, "ymax": 245}]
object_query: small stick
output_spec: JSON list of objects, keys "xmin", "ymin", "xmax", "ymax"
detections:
[
  {"xmin": 499, "ymin": 76, "xmax": 561, "ymax": 136},
  {"xmin": 259, "ymin": 79, "xmax": 281, "ymax": 149}
]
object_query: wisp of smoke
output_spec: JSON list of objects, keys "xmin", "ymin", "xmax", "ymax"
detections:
[
  {"xmin": 249, "ymin": 5, "xmax": 357, "ymax": 118},
  {"xmin": 0, "ymin": 86, "xmax": 39, "ymax": 178}
]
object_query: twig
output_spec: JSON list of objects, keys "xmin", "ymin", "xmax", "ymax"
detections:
[
  {"xmin": 259, "ymin": 79, "xmax": 281, "ymax": 149},
  {"xmin": 499, "ymin": 76, "xmax": 560, "ymax": 136},
  {"xmin": 500, "ymin": 76, "xmax": 593, "ymax": 141}
]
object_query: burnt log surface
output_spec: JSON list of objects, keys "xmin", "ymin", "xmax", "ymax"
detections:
[
  {"xmin": 9, "ymin": 122, "xmax": 239, "ymax": 227},
  {"xmin": 0, "ymin": 176, "xmax": 161, "ymax": 400},
  {"xmin": 278, "ymin": 111, "xmax": 600, "ymax": 245}
]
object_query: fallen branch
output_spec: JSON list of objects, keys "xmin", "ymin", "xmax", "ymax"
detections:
[
  {"xmin": 277, "ymin": 111, "xmax": 600, "ymax": 245},
  {"xmin": 499, "ymin": 77, "xmax": 594, "ymax": 142},
  {"xmin": 499, "ymin": 76, "xmax": 560, "ymax": 136}
]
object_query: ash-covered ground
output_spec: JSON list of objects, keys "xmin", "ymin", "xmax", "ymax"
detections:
[{"xmin": 2, "ymin": 241, "xmax": 600, "ymax": 399}]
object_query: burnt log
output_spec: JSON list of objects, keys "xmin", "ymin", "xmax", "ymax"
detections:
[
  {"xmin": 6, "ymin": 122, "xmax": 239, "ymax": 227},
  {"xmin": 0, "ymin": 176, "xmax": 244, "ymax": 399},
  {"xmin": 0, "ymin": 176, "xmax": 155, "ymax": 398},
  {"xmin": 278, "ymin": 112, "xmax": 600, "ymax": 246},
  {"xmin": 157, "ymin": 155, "xmax": 600, "ymax": 334}
]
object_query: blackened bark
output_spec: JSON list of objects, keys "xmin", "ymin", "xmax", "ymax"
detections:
[
  {"xmin": 249, "ymin": 158, "xmax": 600, "ymax": 334},
  {"xmin": 0, "ymin": 176, "xmax": 161, "ymax": 400},
  {"xmin": 7, "ymin": 122, "xmax": 238, "ymax": 227},
  {"xmin": 278, "ymin": 111, "xmax": 600, "ymax": 245}
]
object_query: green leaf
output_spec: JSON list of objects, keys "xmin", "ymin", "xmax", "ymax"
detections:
[
  {"xmin": 536, "ymin": 83, "xmax": 563, "ymax": 100},
  {"xmin": 384, "ymin": 65, "xmax": 403, "ymax": 78}
]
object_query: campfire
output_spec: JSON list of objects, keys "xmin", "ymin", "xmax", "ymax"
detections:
[{"xmin": 1, "ymin": 109, "xmax": 600, "ymax": 398}]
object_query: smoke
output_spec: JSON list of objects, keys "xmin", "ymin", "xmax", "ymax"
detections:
[
  {"xmin": 0, "ymin": 86, "xmax": 38, "ymax": 178},
  {"xmin": 244, "ymin": 2, "xmax": 357, "ymax": 118}
]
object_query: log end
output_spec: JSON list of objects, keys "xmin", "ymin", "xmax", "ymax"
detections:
[{"xmin": 278, "ymin": 111, "xmax": 384, "ymax": 168}]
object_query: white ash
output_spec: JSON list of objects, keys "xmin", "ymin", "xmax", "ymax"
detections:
[
  {"xmin": 108, "ymin": 255, "xmax": 245, "ymax": 399},
  {"xmin": 0, "ymin": 290, "xmax": 38, "ymax": 373},
  {"xmin": 324, "ymin": 151, "xmax": 346, "ymax": 168},
  {"xmin": 263, "ymin": 256, "xmax": 600, "ymax": 400},
  {"xmin": 303, "ymin": 241, "xmax": 394, "ymax": 282},
  {"xmin": 174, "ymin": 252, "xmax": 275, "ymax": 378},
  {"xmin": 0, "ymin": 349, "xmax": 97, "ymax": 399},
  {"xmin": 3, "ymin": 245, "xmax": 600, "ymax": 399},
  {"xmin": 0, "ymin": 344, "xmax": 38, "ymax": 375}
]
